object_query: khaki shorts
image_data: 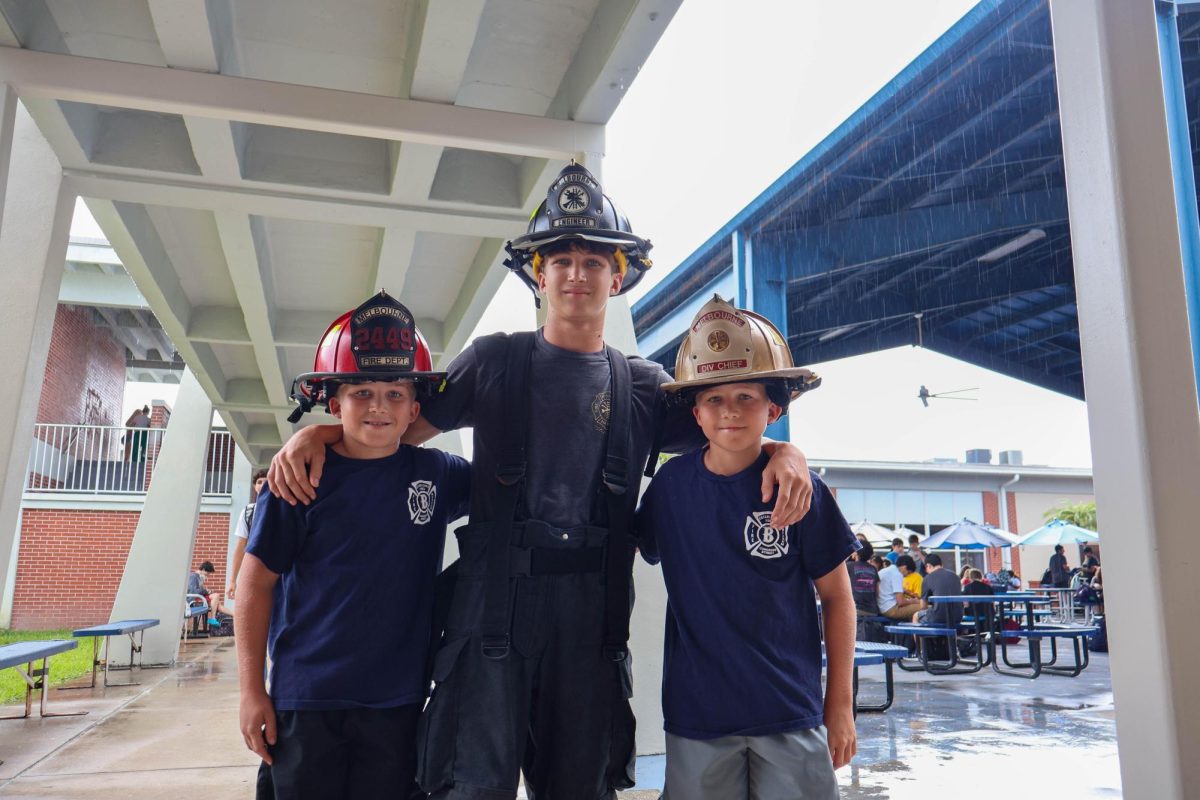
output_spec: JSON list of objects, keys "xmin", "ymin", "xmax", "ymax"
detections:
[{"xmin": 663, "ymin": 727, "xmax": 838, "ymax": 800}]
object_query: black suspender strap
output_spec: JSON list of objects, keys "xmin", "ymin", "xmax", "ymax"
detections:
[
  {"xmin": 480, "ymin": 333, "xmax": 536, "ymax": 660},
  {"xmin": 602, "ymin": 347, "xmax": 634, "ymax": 662}
]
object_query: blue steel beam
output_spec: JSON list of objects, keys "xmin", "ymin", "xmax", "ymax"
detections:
[
  {"xmin": 768, "ymin": 189, "xmax": 1067, "ymax": 279},
  {"xmin": 1158, "ymin": 1, "xmax": 1200, "ymax": 394},
  {"xmin": 745, "ymin": 233, "xmax": 790, "ymax": 440},
  {"xmin": 638, "ymin": 269, "xmax": 737, "ymax": 362},
  {"xmin": 634, "ymin": 0, "xmax": 1028, "ymax": 327}
]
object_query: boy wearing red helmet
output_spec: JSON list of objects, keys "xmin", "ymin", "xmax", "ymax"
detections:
[
  {"xmin": 236, "ymin": 292, "xmax": 469, "ymax": 800},
  {"xmin": 268, "ymin": 164, "xmax": 814, "ymax": 800}
]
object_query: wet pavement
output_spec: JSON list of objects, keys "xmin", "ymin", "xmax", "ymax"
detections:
[{"xmin": 0, "ymin": 638, "xmax": 1121, "ymax": 798}]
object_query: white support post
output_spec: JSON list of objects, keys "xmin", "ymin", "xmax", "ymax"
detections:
[
  {"xmin": 1049, "ymin": 1, "xmax": 1200, "ymax": 796},
  {"xmin": 109, "ymin": 368, "xmax": 214, "ymax": 665},
  {"xmin": 0, "ymin": 105, "xmax": 74, "ymax": 615},
  {"xmin": 225, "ymin": 447, "xmax": 252, "ymax": 600},
  {"xmin": 0, "ymin": 84, "xmax": 17, "ymax": 233}
]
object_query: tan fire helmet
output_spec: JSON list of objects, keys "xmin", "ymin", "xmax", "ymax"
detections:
[{"xmin": 662, "ymin": 295, "xmax": 821, "ymax": 410}]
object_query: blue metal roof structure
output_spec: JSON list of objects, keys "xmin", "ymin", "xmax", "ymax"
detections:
[{"xmin": 633, "ymin": 0, "xmax": 1082, "ymax": 399}]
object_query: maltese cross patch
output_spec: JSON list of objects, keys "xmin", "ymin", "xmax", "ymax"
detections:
[
  {"xmin": 744, "ymin": 511, "xmax": 789, "ymax": 559},
  {"xmin": 407, "ymin": 480, "xmax": 437, "ymax": 525}
]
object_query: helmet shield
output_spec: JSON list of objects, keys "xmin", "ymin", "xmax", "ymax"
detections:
[
  {"xmin": 288, "ymin": 291, "xmax": 446, "ymax": 421},
  {"xmin": 662, "ymin": 295, "xmax": 821, "ymax": 414},
  {"xmin": 504, "ymin": 161, "xmax": 652, "ymax": 304}
]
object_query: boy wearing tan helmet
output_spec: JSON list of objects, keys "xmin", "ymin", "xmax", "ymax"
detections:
[{"xmin": 635, "ymin": 295, "xmax": 858, "ymax": 800}]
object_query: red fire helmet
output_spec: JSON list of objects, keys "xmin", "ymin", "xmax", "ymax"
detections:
[{"xmin": 288, "ymin": 291, "xmax": 445, "ymax": 422}]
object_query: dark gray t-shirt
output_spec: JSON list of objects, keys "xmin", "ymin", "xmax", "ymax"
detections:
[
  {"xmin": 421, "ymin": 330, "xmax": 702, "ymax": 529},
  {"xmin": 920, "ymin": 567, "xmax": 963, "ymax": 627}
]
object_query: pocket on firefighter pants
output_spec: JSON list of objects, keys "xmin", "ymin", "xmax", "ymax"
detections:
[
  {"xmin": 608, "ymin": 652, "xmax": 637, "ymax": 791},
  {"xmin": 416, "ymin": 634, "xmax": 470, "ymax": 793}
]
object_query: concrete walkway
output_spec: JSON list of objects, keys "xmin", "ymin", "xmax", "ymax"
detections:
[
  {"xmin": 0, "ymin": 638, "xmax": 1120, "ymax": 799},
  {"xmin": 0, "ymin": 638, "xmax": 259, "ymax": 798}
]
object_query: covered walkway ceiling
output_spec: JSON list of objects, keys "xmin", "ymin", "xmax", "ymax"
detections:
[
  {"xmin": 633, "ymin": 0, "xmax": 1083, "ymax": 399},
  {"xmin": 1, "ymin": 0, "xmax": 680, "ymax": 463}
]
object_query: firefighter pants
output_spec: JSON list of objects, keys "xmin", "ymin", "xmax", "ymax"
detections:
[{"xmin": 417, "ymin": 527, "xmax": 636, "ymax": 800}]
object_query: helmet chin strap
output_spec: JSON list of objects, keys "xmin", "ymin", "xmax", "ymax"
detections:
[{"xmin": 287, "ymin": 394, "xmax": 315, "ymax": 423}]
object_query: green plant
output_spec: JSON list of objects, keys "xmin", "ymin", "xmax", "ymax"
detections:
[
  {"xmin": 1043, "ymin": 500, "xmax": 1097, "ymax": 531},
  {"xmin": 0, "ymin": 629, "xmax": 97, "ymax": 705}
]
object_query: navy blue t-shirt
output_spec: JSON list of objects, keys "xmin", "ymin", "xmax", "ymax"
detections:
[
  {"xmin": 635, "ymin": 449, "xmax": 857, "ymax": 740},
  {"xmin": 247, "ymin": 445, "xmax": 469, "ymax": 710}
]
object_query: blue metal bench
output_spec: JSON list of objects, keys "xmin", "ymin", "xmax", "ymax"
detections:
[
  {"xmin": 853, "ymin": 641, "xmax": 908, "ymax": 713},
  {"xmin": 0, "ymin": 640, "xmax": 86, "ymax": 720},
  {"xmin": 994, "ymin": 625, "xmax": 1100, "ymax": 678},
  {"xmin": 69, "ymin": 619, "xmax": 161, "ymax": 688},
  {"xmin": 885, "ymin": 624, "xmax": 984, "ymax": 675}
]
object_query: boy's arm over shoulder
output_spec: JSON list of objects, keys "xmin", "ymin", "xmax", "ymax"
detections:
[{"xmin": 634, "ymin": 460, "xmax": 675, "ymax": 566}]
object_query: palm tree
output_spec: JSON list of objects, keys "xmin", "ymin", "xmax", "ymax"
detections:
[{"xmin": 1043, "ymin": 500, "xmax": 1097, "ymax": 532}]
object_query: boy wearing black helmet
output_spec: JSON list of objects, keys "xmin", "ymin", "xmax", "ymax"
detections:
[
  {"xmin": 636, "ymin": 296, "xmax": 856, "ymax": 800},
  {"xmin": 236, "ymin": 292, "xmax": 470, "ymax": 800},
  {"xmin": 268, "ymin": 164, "xmax": 815, "ymax": 800}
]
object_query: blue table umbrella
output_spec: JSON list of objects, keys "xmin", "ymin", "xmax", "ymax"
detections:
[
  {"xmin": 1016, "ymin": 518, "xmax": 1099, "ymax": 546},
  {"xmin": 923, "ymin": 518, "xmax": 1016, "ymax": 549}
]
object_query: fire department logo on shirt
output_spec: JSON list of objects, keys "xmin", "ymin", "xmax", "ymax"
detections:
[
  {"xmin": 407, "ymin": 480, "xmax": 437, "ymax": 525},
  {"xmin": 744, "ymin": 511, "xmax": 788, "ymax": 559}
]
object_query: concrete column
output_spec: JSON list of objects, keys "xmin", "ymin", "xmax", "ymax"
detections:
[
  {"xmin": 1050, "ymin": 1, "xmax": 1200, "ymax": 795},
  {"xmin": 0, "ymin": 105, "xmax": 73, "ymax": 613},
  {"xmin": 109, "ymin": 368, "xmax": 214, "ymax": 665},
  {"xmin": 0, "ymin": 84, "xmax": 17, "ymax": 232},
  {"xmin": 225, "ymin": 446, "xmax": 252, "ymax": 594}
]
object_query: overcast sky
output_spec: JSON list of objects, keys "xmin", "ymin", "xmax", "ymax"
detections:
[{"xmin": 90, "ymin": 0, "xmax": 1094, "ymax": 467}]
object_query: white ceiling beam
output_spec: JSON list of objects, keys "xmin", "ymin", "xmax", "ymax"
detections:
[
  {"xmin": 405, "ymin": 0, "xmax": 488, "ymax": 103},
  {"xmin": 66, "ymin": 240, "xmax": 123, "ymax": 266},
  {"xmin": 63, "ymin": 168, "xmax": 528, "ymax": 239},
  {"xmin": 0, "ymin": 48, "xmax": 605, "ymax": 159},
  {"xmin": 213, "ymin": 211, "xmax": 293, "ymax": 444},
  {"xmin": 187, "ymin": 305, "xmax": 251, "ymax": 343},
  {"xmin": 58, "ymin": 269, "xmax": 147, "ymax": 309},
  {"xmin": 438, "ymin": 238, "xmax": 507, "ymax": 366},
  {"xmin": 85, "ymin": 196, "xmax": 249, "ymax": 465},
  {"xmin": 246, "ymin": 423, "xmax": 283, "ymax": 446},
  {"xmin": 549, "ymin": 0, "xmax": 683, "ymax": 124},
  {"xmin": 146, "ymin": 0, "xmax": 220, "ymax": 73}
]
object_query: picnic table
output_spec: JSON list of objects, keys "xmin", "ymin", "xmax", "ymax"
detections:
[
  {"xmin": 929, "ymin": 594, "xmax": 1095, "ymax": 678},
  {"xmin": 69, "ymin": 619, "xmax": 161, "ymax": 688},
  {"xmin": 0, "ymin": 639, "xmax": 87, "ymax": 720}
]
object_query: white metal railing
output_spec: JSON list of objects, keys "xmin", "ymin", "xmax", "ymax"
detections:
[{"xmin": 25, "ymin": 424, "xmax": 234, "ymax": 496}]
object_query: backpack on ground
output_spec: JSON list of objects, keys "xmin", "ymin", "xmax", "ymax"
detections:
[{"xmin": 1087, "ymin": 615, "xmax": 1108, "ymax": 653}]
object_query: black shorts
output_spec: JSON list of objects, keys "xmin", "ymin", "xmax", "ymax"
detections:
[{"xmin": 258, "ymin": 704, "xmax": 424, "ymax": 800}]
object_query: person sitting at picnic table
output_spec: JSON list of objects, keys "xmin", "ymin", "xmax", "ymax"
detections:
[
  {"xmin": 884, "ymin": 538, "xmax": 904, "ymax": 565},
  {"xmin": 1089, "ymin": 566, "xmax": 1105, "ymax": 614},
  {"xmin": 187, "ymin": 561, "xmax": 224, "ymax": 624},
  {"xmin": 915, "ymin": 553, "xmax": 962, "ymax": 627},
  {"xmin": 877, "ymin": 555, "xmax": 922, "ymax": 620},
  {"xmin": 961, "ymin": 568, "xmax": 995, "ymax": 627},
  {"xmin": 1048, "ymin": 544, "xmax": 1072, "ymax": 587},
  {"xmin": 901, "ymin": 558, "xmax": 922, "ymax": 601},
  {"xmin": 847, "ymin": 540, "xmax": 880, "ymax": 617},
  {"xmin": 869, "ymin": 554, "xmax": 887, "ymax": 572},
  {"xmin": 958, "ymin": 564, "xmax": 974, "ymax": 587}
]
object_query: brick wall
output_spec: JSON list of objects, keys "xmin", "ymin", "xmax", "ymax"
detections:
[
  {"xmin": 36, "ymin": 305, "xmax": 125, "ymax": 427},
  {"xmin": 980, "ymin": 491, "xmax": 1021, "ymax": 578},
  {"xmin": 11, "ymin": 508, "xmax": 230, "ymax": 630}
]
